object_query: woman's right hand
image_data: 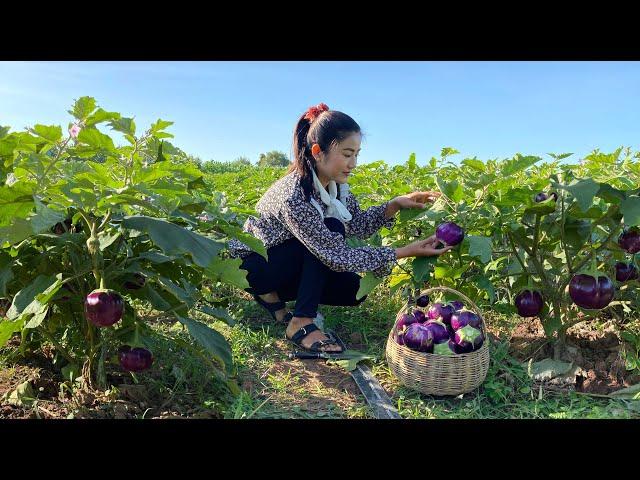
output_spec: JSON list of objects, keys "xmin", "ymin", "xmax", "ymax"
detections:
[{"xmin": 395, "ymin": 234, "xmax": 454, "ymax": 259}]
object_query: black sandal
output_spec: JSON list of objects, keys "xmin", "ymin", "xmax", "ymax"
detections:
[
  {"xmin": 286, "ymin": 323, "xmax": 345, "ymax": 353},
  {"xmin": 253, "ymin": 294, "xmax": 291, "ymax": 323}
]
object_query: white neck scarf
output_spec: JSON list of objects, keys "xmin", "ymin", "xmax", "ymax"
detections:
[{"xmin": 309, "ymin": 167, "xmax": 353, "ymax": 224}]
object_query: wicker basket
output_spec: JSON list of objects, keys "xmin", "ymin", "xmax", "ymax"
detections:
[{"xmin": 386, "ymin": 286, "xmax": 490, "ymax": 396}]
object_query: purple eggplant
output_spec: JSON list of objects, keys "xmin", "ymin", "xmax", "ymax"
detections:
[
  {"xmin": 403, "ymin": 323, "xmax": 434, "ymax": 353},
  {"xmin": 84, "ymin": 289, "xmax": 124, "ymax": 327},
  {"xmin": 618, "ymin": 228, "xmax": 640, "ymax": 254},
  {"xmin": 514, "ymin": 290, "xmax": 544, "ymax": 317},
  {"xmin": 119, "ymin": 346, "xmax": 153, "ymax": 372},
  {"xmin": 435, "ymin": 222, "xmax": 465, "ymax": 247},
  {"xmin": 453, "ymin": 325, "xmax": 484, "ymax": 353},
  {"xmin": 568, "ymin": 274, "xmax": 615, "ymax": 310},
  {"xmin": 450, "ymin": 309, "xmax": 482, "ymax": 330},
  {"xmin": 416, "ymin": 295, "xmax": 430, "ymax": 308},
  {"xmin": 423, "ymin": 320, "xmax": 450, "ymax": 344},
  {"xmin": 615, "ymin": 262, "xmax": 638, "ymax": 282}
]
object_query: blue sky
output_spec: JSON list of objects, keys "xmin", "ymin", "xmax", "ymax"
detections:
[{"xmin": 1, "ymin": 61, "xmax": 639, "ymax": 166}]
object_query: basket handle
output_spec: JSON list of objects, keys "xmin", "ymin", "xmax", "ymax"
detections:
[{"xmin": 396, "ymin": 286, "xmax": 487, "ymax": 337}]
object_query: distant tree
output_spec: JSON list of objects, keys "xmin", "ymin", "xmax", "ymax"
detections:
[
  {"xmin": 232, "ymin": 156, "xmax": 252, "ymax": 166},
  {"xmin": 257, "ymin": 150, "xmax": 290, "ymax": 167}
]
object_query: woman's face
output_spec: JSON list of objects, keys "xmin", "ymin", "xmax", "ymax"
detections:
[{"xmin": 312, "ymin": 132, "xmax": 361, "ymax": 185}]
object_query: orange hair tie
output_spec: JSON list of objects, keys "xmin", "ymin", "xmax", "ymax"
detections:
[{"xmin": 303, "ymin": 103, "xmax": 329, "ymax": 123}]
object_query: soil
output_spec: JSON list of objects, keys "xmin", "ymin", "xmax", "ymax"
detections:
[{"xmin": 507, "ymin": 316, "xmax": 640, "ymax": 394}]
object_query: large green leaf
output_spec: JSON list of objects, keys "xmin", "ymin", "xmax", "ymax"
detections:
[
  {"xmin": 217, "ymin": 224, "xmax": 267, "ymax": 259},
  {"xmin": 6, "ymin": 275, "xmax": 58, "ymax": 320},
  {"xmin": 0, "ymin": 183, "xmax": 35, "ymax": 225},
  {"xmin": 466, "ymin": 235, "xmax": 493, "ymax": 263},
  {"xmin": 207, "ymin": 258, "xmax": 249, "ymax": 289},
  {"xmin": 31, "ymin": 124, "xmax": 62, "ymax": 144},
  {"xmin": 0, "ymin": 317, "xmax": 25, "ymax": 346},
  {"xmin": 122, "ymin": 216, "xmax": 225, "ymax": 270},
  {"xmin": 500, "ymin": 155, "xmax": 541, "ymax": 177},
  {"xmin": 176, "ymin": 315, "xmax": 233, "ymax": 374},
  {"xmin": 563, "ymin": 178, "xmax": 600, "ymax": 212},
  {"xmin": 620, "ymin": 196, "xmax": 640, "ymax": 227},
  {"xmin": 77, "ymin": 127, "xmax": 116, "ymax": 152},
  {"xmin": 412, "ymin": 256, "xmax": 436, "ymax": 282},
  {"xmin": 69, "ymin": 96, "xmax": 97, "ymax": 120},
  {"xmin": 435, "ymin": 176, "xmax": 464, "ymax": 203},
  {"xmin": 84, "ymin": 108, "xmax": 121, "ymax": 127},
  {"xmin": 472, "ymin": 274, "xmax": 495, "ymax": 303},
  {"xmin": 356, "ymin": 272, "xmax": 384, "ymax": 300},
  {"xmin": 108, "ymin": 117, "xmax": 136, "ymax": 136}
]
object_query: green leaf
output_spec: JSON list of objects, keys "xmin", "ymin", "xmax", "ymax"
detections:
[
  {"xmin": 526, "ymin": 358, "xmax": 573, "ymax": 381},
  {"xmin": 326, "ymin": 350, "xmax": 377, "ymax": 372},
  {"xmin": 1, "ymin": 380, "xmax": 36, "ymax": 407},
  {"xmin": 69, "ymin": 96, "xmax": 97, "ymax": 120},
  {"xmin": 500, "ymin": 155, "xmax": 541, "ymax": 177},
  {"xmin": 563, "ymin": 178, "xmax": 600, "ymax": 212},
  {"xmin": 620, "ymin": 196, "xmax": 640, "ymax": 227},
  {"xmin": 541, "ymin": 315, "xmax": 562, "ymax": 337},
  {"xmin": 412, "ymin": 256, "xmax": 436, "ymax": 282},
  {"xmin": 0, "ymin": 317, "xmax": 25, "ymax": 346},
  {"xmin": 151, "ymin": 119, "xmax": 174, "ymax": 135},
  {"xmin": 207, "ymin": 258, "xmax": 249, "ymax": 289},
  {"xmin": 176, "ymin": 315, "xmax": 233, "ymax": 374},
  {"xmin": 195, "ymin": 305, "xmax": 236, "ymax": 326},
  {"xmin": 440, "ymin": 147, "xmax": 460, "ymax": 158},
  {"xmin": 137, "ymin": 251, "xmax": 177, "ymax": 264},
  {"xmin": 472, "ymin": 274, "xmax": 495, "ymax": 303},
  {"xmin": 596, "ymin": 184, "xmax": 626, "ymax": 204},
  {"xmin": 31, "ymin": 124, "xmax": 62, "ymax": 144},
  {"xmin": 24, "ymin": 306, "xmax": 49, "ymax": 329},
  {"xmin": 218, "ymin": 225, "xmax": 267, "ymax": 259},
  {"xmin": 435, "ymin": 176, "xmax": 464, "ymax": 203},
  {"xmin": 466, "ymin": 235, "xmax": 493, "ymax": 263},
  {"xmin": 84, "ymin": 108, "xmax": 120, "ymax": 127},
  {"xmin": 6, "ymin": 275, "xmax": 57, "ymax": 320},
  {"xmin": 356, "ymin": 272, "xmax": 384, "ymax": 300},
  {"xmin": 108, "ymin": 117, "xmax": 136, "ymax": 136},
  {"xmin": 398, "ymin": 206, "xmax": 430, "ymax": 223},
  {"xmin": 31, "ymin": 199, "xmax": 66, "ymax": 234},
  {"xmin": 524, "ymin": 198, "xmax": 557, "ymax": 216},
  {"xmin": 462, "ymin": 158, "xmax": 485, "ymax": 172},
  {"xmin": 77, "ymin": 127, "xmax": 116, "ymax": 152},
  {"xmin": 98, "ymin": 230, "xmax": 121, "ymax": 251},
  {"xmin": 122, "ymin": 216, "xmax": 225, "ymax": 270}
]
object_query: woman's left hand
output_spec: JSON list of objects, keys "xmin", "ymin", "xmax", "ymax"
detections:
[{"xmin": 392, "ymin": 191, "xmax": 441, "ymax": 210}]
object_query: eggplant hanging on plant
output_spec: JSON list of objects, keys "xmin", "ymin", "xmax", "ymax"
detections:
[
  {"xmin": 119, "ymin": 346, "xmax": 153, "ymax": 372},
  {"xmin": 618, "ymin": 228, "xmax": 640, "ymax": 254},
  {"xmin": 84, "ymin": 289, "xmax": 125, "ymax": 327},
  {"xmin": 569, "ymin": 274, "xmax": 615, "ymax": 310},
  {"xmin": 615, "ymin": 262, "xmax": 638, "ymax": 282},
  {"xmin": 514, "ymin": 290, "xmax": 544, "ymax": 317},
  {"xmin": 534, "ymin": 192, "xmax": 558, "ymax": 203},
  {"xmin": 435, "ymin": 222, "xmax": 465, "ymax": 247}
]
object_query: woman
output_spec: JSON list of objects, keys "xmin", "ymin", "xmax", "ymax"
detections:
[{"xmin": 228, "ymin": 103, "xmax": 453, "ymax": 353}]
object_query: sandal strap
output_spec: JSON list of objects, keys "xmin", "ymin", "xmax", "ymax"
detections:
[
  {"xmin": 290, "ymin": 323, "xmax": 320, "ymax": 344},
  {"xmin": 254, "ymin": 295, "xmax": 286, "ymax": 312},
  {"xmin": 281, "ymin": 312, "xmax": 294, "ymax": 323},
  {"xmin": 309, "ymin": 339, "xmax": 343, "ymax": 352}
]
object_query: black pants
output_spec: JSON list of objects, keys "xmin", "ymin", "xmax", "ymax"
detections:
[{"xmin": 239, "ymin": 217, "xmax": 367, "ymax": 318}]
